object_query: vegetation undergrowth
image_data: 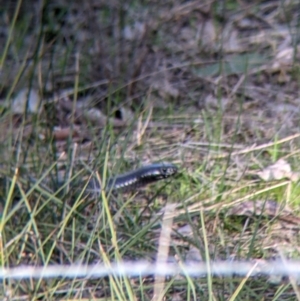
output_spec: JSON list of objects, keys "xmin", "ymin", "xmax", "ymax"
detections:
[{"xmin": 1, "ymin": 0, "xmax": 300, "ymax": 300}]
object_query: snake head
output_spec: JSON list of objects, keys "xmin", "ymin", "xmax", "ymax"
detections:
[{"xmin": 158, "ymin": 163, "xmax": 178, "ymax": 178}]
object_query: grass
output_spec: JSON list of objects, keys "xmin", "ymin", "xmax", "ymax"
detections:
[{"xmin": 1, "ymin": 0, "xmax": 300, "ymax": 300}]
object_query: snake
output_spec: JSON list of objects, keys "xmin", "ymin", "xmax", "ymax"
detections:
[{"xmin": 86, "ymin": 162, "xmax": 178, "ymax": 193}]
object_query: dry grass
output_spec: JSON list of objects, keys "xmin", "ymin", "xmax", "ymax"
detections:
[{"xmin": 1, "ymin": 0, "xmax": 300, "ymax": 300}]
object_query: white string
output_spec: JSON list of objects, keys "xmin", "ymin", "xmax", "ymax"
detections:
[{"xmin": 1, "ymin": 260, "xmax": 300, "ymax": 279}]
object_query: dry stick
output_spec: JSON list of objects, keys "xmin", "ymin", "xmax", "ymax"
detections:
[
  {"xmin": 172, "ymin": 181, "xmax": 290, "ymax": 218},
  {"xmin": 137, "ymin": 105, "xmax": 153, "ymax": 146},
  {"xmin": 281, "ymin": 149, "xmax": 300, "ymax": 160},
  {"xmin": 159, "ymin": 0, "xmax": 212, "ymax": 23},
  {"xmin": 202, "ymin": 181, "xmax": 290, "ymax": 212},
  {"xmin": 66, "ymin": 143, "xmax": 78, "ymax": 193},
  {"xmin": 184, "ymin": 141, "xmax": 245, "ymax": 149},
  {"xmin": 50, "ymin": 79, "xmax": 110, "ymax": 103},
  {"xmin": 171, "ymin": 181, "xmax": 257, "ymax": 215},
  {"xmin": 153, "ymin": 204, "xmax": 176, "ymax": 301},
  {"xmin": 60, "ymin": 143, "xmax": 78, "ymax": 264},
  {"xmin": 213, "ymin": 133, "xmax": 300, "ymax": 159},
  {"xmin": 228, "ymin": 74, "xmax": 245, "ymax": 99}
]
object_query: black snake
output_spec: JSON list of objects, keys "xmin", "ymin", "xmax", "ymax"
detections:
[{"xmin": 86, "ymin": 162, "xmax": 178, "ymax": 193}]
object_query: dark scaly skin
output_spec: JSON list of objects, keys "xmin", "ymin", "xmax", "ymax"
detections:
[{"xmin": 87, "ymin": 162, "xmax": 178, "ymax": 193}]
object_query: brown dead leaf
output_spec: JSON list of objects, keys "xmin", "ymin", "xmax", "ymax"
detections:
[
  {"xmin": 226, "ymin": 200, "xmax": 287, "ymax": 218},
  {"xmin": 257, "ymin": 159, "xmax": 299, "ymax": 182}
]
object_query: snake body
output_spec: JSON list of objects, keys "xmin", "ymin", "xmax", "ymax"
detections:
[{"xmin": 87, "ymin": 162, "xmax": 178, "ymax": 193}]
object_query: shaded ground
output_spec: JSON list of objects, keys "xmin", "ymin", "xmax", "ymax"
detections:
[
  {"xmin": 1, "ymin": 0, "xmax": 300, "ymax": 138},
  {"xmin": 1, "ymin": 0, "xmax": 300, "ymax": 300}
]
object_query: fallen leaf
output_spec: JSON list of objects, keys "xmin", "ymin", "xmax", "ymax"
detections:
[
  {"xmin": 257, "ymin": 159, "xmax": 299, "ymax": 182},
  {"xmin": 12, "ymin": 88, "xmax": 41, "ymax": 113}
]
